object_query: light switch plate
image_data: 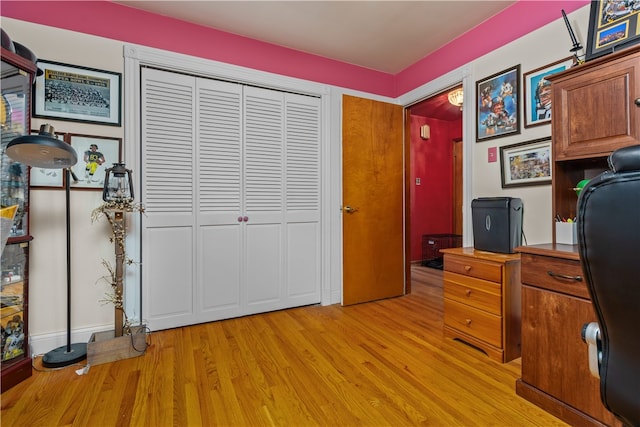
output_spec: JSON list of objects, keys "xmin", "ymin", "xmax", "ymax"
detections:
[{"xmin": 488, "ymin": 146, "xmax": 497, "ymax": 163}]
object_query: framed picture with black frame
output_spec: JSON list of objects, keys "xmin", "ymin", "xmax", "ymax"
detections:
[
  {"xmin": 499, "ymin": 137, "xmax": 552, "ymax": 188},
  {"xmin": 476, "ymin": 65, "xmax": 521, "ymax": 142},
  {"xmin": 33, "ymin": 60, "xmax": 121, "ymax": 126},
  {"xmin": 69, "ymin": 134, "xmax": 122, "ymax": 190},
  {"xmin": 586, "ymin": 0, "xmax": 640, "ymax": 61}
]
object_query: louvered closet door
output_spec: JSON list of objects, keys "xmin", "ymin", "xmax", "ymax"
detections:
[
  {"xmin": 196, "ymin": 78, "xmax": 244, "ymax": 322},
  {"xmin": 243, "ymin": 86, "xmax": 321, "ymax": 314},
  {"xmin": 141, "ymin": 68, "xmax": 198, "ymax": 330},
  {"xmin": 141, "ymin": 69, "xmax": 321, "ymax": 331}
]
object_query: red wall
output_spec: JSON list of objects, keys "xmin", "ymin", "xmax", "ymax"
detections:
[{"xmin": 409, "ymin": 115, "xmax": 462, "ymax": 262}]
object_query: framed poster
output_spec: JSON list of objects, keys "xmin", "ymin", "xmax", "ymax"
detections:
[
  {"xmin": 29, "ymin": 130, "xmax": 67, "ymax": 189},
  {"xmin": 69, "ymin": 134, "xmax": 122, "ymax": 190},
  {"xmin": 476, "ymin": 65, "xmax": 521, "ymax": 142},
  {"xmin": 33, "ymin": 60, "xmax": 121, "ymax": 126},
  {"xmin": 523, "ymin": 57, "xmax": 573, "ymax": 128},
  {"xmin": 499, "ymin": 137, "xmax": 552, "ymax": 188},
  {"xmin": 586, "ymin": 0, "xmax": 640, "ymax": 61}
]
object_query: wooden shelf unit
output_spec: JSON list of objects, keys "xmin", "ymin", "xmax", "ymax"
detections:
[{"xmin": 515, "ymin": 45, "xmax": 640, "ymax": 426}]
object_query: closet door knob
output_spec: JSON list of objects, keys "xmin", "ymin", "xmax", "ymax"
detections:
[
  {"xmin": 635, "ymin": 98, "xmax": 640, "ymax": 106},
  {"xmin": 243, "ymin": 216, "xmax": 249, "ymax": 222},
  {"xmin": 238, "ymin": 216, "xmax": 243, "ymax": 222}
]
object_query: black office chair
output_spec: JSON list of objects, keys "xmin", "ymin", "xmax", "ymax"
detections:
[{"xmin": 577, "ymin": 144, "xmax": 640, "ymax": 427}]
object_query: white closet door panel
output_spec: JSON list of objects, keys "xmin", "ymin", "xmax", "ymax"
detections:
[
  {"xmin": 284, "ymin": 93, "xmax": 321, "ymax": 303},
  {"xmin": 287, "ymin": 222, "xmax": 321, "ymax": 300},
  {"xmin": 145, "ymin": 227, "xmax": 196, "ymax": 329},
  {"xmin": 196, "ymin": 79, "xmax": 243, "ymax": 226},
  {"xmin": 285, "ymin": 93, "xmax": 321, "ymax": 221},
  {"xmin": 245, "ymin": 223, "xmax": 282, "ymax": 308},
  {"xmin": 197, "ymin": 224, "xmax": 243, "ymax": 322},
  {"xmin": 141, "ymin": 67, "xmax": 197, "ymax": 330},
  {"xmin": 142, "ymin": 68, "xmax": 195, "ymax": 217},
  {"xmin": 244, "ymin": 86, "xmax": 283, "ymax": 222}
]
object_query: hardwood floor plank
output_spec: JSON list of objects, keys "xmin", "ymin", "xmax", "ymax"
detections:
[{"xmin": 1, "ymin": 266, "xmax": 568, "ymax": 426}]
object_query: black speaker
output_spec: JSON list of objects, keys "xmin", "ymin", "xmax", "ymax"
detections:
[{"xmin": 471, "ymin": 197, "xmax": 523, "ymax": 254}]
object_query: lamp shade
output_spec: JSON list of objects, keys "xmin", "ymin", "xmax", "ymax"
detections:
[
  {"xmin": 447, "ymin": 88, "xmax": 464, "ymax": 107},
  {"xmin": 6, "ymin": 124, "xmax": 77, "ymax": 168}
]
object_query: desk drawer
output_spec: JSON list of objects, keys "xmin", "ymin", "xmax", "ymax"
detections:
[
  {"xmin": 444, "ymin": 299, "xmax": 502, "ymax": 347},
  {"xmin": 444, "ymin": 271, "xmax": 501, "ymax": 315},
  {"xmin": 444, "ymin": 254, "xmax": 502, "ymax": 282},
  {"xmin": 521, "ymin": 253, "xmax": 589, "ymax": 299}
]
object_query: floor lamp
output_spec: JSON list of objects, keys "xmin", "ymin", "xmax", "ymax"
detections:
[{"xmin": 6, "ymin": 124, "xmax": 88, "ymax": 367}]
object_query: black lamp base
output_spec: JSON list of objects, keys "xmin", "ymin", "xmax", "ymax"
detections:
[{"xmin": 42, "ymin": 343, "xmax": 87, "ymax": 368}]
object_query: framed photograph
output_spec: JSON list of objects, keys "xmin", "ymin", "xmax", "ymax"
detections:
[
  {"xmin": 29, "ymin": 130, "xmax": 68, "ymax": 189},
  {"xmin": 499, "ymin": 137, "xmax": 552, "ymax": 188},
  {"xmin": 586, "ymin": 0, "xmax": 640, "ymax": 61},
  {"xmin": 69, "ymin": 134, "xmax": 122, "ymax": 190},
  {"xmin": 33, "ymin": 60, "xmax": 121, "ymax": 126},
  {"xmin": 523, "ymin": 57, "xmax": 573, "ymax": 128},
  {"xmin": 476, "ymin": 65, "xmax": 521, "ymax": 142}
]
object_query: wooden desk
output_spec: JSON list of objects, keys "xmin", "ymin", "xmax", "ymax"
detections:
[{"xmin": 516, "ymin": 244, "xmax": 621, "ymax": 427}]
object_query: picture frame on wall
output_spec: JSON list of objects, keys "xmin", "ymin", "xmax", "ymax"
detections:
[
  {"xmin": 29, "ymin": 130, "xmax": 67, "ymax": 189},
  {"xmin": 69, "ymin": 134, "xmax": 122, "ymax": 190},
  {"xmin": 476, "ymin": 65, "xmax": 521, "ymax": 142},
  {"xmin": 586, "ymin": 0, "xmax": 640, "ymax": 61},
  {"xmin": 499, "ymin": 137, "xmax": 552, "ymax": 188},
  {"xmin": 33, "ymin": 60, "xmax": 121, "ymax": 126},
  {"xmin": 523, "ymin": 57, "xmax": 573, "ymax": 128}
]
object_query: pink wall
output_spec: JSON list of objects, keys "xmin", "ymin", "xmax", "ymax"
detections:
[
  {"xmin": 410, "ymin": 115, "xmax": 461, "ymax": 262},
  {"xmin": 1, "ymin": 1, "xmax": 590, "ymax": 97}
]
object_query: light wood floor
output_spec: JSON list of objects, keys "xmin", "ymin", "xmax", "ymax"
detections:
[{"xmin": 1, "ymin": 266, "xmax": 567, "ymax": 427}]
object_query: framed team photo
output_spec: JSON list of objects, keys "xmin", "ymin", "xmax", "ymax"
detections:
[{"xmin": 33, "ymin": 60, "xmax": 121, "ymax": 126}]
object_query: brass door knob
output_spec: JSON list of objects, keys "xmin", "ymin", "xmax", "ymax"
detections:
[{"xmin": 343, "ymin": 205, "xmax": 358, "ymax": 214}]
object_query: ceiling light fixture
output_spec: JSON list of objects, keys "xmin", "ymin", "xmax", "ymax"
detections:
[{"xmin": 448, "ymin": 88, "xmax": 464, "ymax": 108}]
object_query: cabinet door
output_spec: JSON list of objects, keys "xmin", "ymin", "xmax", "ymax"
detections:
[
  {"xmin": 552, "ymin": 52, "xmax": 640, "ymax": 160},
  {"xmin": 521, "ymin": 285, "xmax": 619, "ymax": 425}
]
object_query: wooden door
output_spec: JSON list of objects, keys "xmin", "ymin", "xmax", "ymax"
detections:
[{"xmin": 342, "ymin": 95, "xmax": 404, "ymax": 305}]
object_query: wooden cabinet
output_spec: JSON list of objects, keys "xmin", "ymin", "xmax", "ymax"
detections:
[
  {"xmin": 1, "ymin": 46, "xmax": 36, "ymax": 392},
  {"xmin": 441, "ymin": 247, "xmax": 521, "ymax": 363},
  {"xmin": 516, "ymin": 245, "xmax": 622, "ymax": 427},
  {"xmin": 548, "ymin": 45, "xmax": 640, "ymax": 231}
]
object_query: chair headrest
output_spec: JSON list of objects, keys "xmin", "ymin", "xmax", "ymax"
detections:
[{"xmin": 609, "ymin": 144, "xmax": 640, "ymax": 173}]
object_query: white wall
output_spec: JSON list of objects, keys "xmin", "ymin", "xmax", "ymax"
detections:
[
  {"xmin": 2, "ymin": 5, "xmax": 591, "ymax": 352},
  {"xmin": 468, "ymin": 6, "xmax": 590, "ymax": 245},
  {"xmin": 3, "ymin": 18, "xmax": 125, "ymax": 354}
]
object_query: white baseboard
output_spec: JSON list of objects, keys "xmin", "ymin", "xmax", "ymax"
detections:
[{"xmin": 29, "ymin": 324, "xmax": 112, "ymax": 357}]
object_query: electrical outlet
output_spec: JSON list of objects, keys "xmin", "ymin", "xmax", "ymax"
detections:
[{"xmin": 416, "ymin": 178, "xmax": 421, "ymax": 185}]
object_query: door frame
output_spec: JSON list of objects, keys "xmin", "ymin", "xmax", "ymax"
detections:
[
  {"xmin": 124, "ymin": 44, "xmax": 334, "ymax": 321},
  {"xmin": 398, "ymin": 64, "xmax": 474, "ymax": 250}
]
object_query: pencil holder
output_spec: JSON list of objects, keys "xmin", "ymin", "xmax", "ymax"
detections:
[{"xmin": 556, "ymin": 222, "xmax": 577, "ymax": 245}]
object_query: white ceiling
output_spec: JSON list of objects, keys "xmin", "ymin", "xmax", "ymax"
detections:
[{"xmin": 114, "ymin": 1, "xmax": 516, "ymax": 74}]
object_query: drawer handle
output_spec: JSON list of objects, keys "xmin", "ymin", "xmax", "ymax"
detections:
[
  {"xmin": 547, "ymin": 270, "xmax": 583, "ymax": 282},
  {"xmin": 465, "ymin": 319, "xmax": 472, "ymax": 326},
  {"xmin": 464, "ymin": 265, "xmax": 472, "ymax": 272},
  {"xmin": 465, "ymin": 289, "xmax": 472, "ymax": 297}
]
